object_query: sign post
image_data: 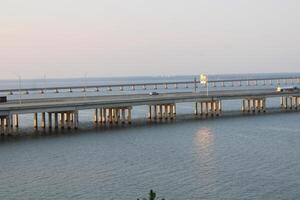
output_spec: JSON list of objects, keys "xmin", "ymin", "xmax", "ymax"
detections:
[{"xmin": 200, "ymin": 74, "xmax": 208, "ymax": 96}]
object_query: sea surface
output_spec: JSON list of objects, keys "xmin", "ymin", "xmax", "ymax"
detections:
[{"xmin": 0, "ymin": 73, "xmax": 300, "ymax": 200}]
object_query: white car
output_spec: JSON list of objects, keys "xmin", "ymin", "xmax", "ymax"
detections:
[
  {"xmin": 276, "ymin": 86, "xmax": 299, "ymax": 92},
  {"xmin": 149, "ymin": 92, "xmax": 159, "ymax": 96}
]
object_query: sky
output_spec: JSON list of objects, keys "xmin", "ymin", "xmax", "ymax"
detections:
[{"xmin": 0, "ymin": 0, "xmax": 300, "ymax": 79}]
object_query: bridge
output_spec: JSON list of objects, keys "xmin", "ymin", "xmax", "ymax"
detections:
[{"xmin": 0, "ymin": 76, "xmax": 300, "ymax": 135}]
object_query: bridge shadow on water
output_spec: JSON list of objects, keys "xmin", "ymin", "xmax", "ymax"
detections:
[{"xmin": 0, "ymin": 108, "xmax": 299, "ymax": 144}]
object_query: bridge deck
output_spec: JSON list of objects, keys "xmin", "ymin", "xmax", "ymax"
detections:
[{"xmin": 0, "ymin": 89, "xmax": 299, "ymax": 114}]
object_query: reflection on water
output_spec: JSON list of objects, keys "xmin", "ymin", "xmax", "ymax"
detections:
[
  {"xmin": 196, "ymin": 128, "xmax": 213, "ymax": 147},
  {"xmin": 193, "ymin": 127, "xmax": 218, "ymax": 195}
]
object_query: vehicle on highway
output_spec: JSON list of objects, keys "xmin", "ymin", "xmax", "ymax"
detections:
[
  {"xmin": 276, "ymin": 86, "xmax": 299, "ymax": 92},
  {"xmin": 149, "ymin": 92, "xmax": 159, "ymax": 96}
]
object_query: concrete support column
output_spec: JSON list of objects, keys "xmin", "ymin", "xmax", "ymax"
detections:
[
  {"xmin": 98, "ymin": 108, "xmax": 103, "ymax": 123},
  {"xmin": 6, "ymin": 115, "xmax": 11, "ymax": 133},
  {"xmin": 10, "ymin": 115, "xmax": 13, "ymax": 128},
  {"xmin": 109, "ymin": 109, "xmax": 113, "ymax": 124},
  {"xmin": 173, "ymin": 104, "xmax": 176, "ymax": 117},
  {"xmin": 216, "ymin": 101, "xmax": 220, "ymax": 116},
  {"xmin": 167, "ymin": 105, "xmax": 171, "ymax": 118},
  {"xmin": 74, "ymin": 110, "xmax": 79, "ymax": 129},
  {"xmin": 280, "ymin": 97, "xmax": 284, "ymax": 108},
  {"xmin": 122, "ymin": 108, "xmax": 126, "ymax": 124},
  {"xmin": 164, "ymin": 105, "xmax": 168, "ymax": 119},
  {"xmin": 34, "ymin": 113, "xmax": 38, "ymax": 128},
  {"xmin": 54, "ymin": 113, "xmax": 58, "ymax": 129},
  {"xmin": 285, "ymin": 96, "xmax": 288, "ymax": 109},
  {"xmin": 159, "ymin": 105, "xmax": 163, "ymax": 120},
  {"xmin": 14, "ymin": 114, "xmax": 19, "ymax": 128},
  {"xmin": 194, "ymin": 102, "xmax": 198, "ymax": 115},
  {"xmin": 94, "ymin": 109, "xmax": 98, "ymax": 123},
  {"xmin": 60, "ymin": 112, "xmax": 65, "ymax": 129},
  {"xmin": 210, "ymin": 101, "xmax": 214, "ymax": 116},
  {"xmin": 153, "ymin": 105, "xmax": 157, "ymax": 120},
  {"xmin": 289, "ymin": 97, "xmax": 293, "ymax": 109},
  {"xmin": 102, "ymin": 109, "xmax": 107, "ymax": 124},
  {"xmin": 200, "ymin": 102, "xmax": 203, "ymax": 115},
  {"xmin": 205, "ymin": 102, "xmax": 209, "ymax": 116},
  {"xmin": 252, "ymin": 99, "xmax": 256, "ymax": 113},
  {"xmin": 0, "ymin": 117, "xmax": 4, "ymax": 128},
  {"xmin": 66, "ymin": 112, "xmax": 71, "ymax": 129},
  {"xmin": 148, "ymin": 106, "xmax": 152, "ymax": 120},
  {"xmin": 242, "ymin": 99, "xmax": 245, "ymax": 112},
  {"xmin": 115, "ymin": 109, "xmax": 119, "ymax": 124},
  {"xmin": 256, "ymin": 100, "xmax": 261, "ymax": 112},
  {"xmin": 170, "ymin": 104, "xmax": 174, "ymax": 119},
  {"xmin": 262, "ymin": 99, "xmax": 266, "ymax": 112},
  {"xmin": 48, "ymin": 113, "xmax": 52, "ymax": 129},
  {"xmin": 41, "ymin": 112, "xmax": 46, "ymax": 128},
  {"xmin": 127, "ymin": 108, "xmax": 132, "ymax": 124},
  {"xmin": 64, "ymin": 113, "xmax": 67, "ymax": 122},
  {"xmin": 246, "ymin": 99, "xmax": 250, "ymax": 112}
]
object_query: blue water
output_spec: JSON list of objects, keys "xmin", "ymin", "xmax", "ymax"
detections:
[{"xmin": 0, "ymin": 73, "xmax": 300, "ymax": 199}]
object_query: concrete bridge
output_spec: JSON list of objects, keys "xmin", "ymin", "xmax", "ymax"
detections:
[
  {"xmin": 0, "ymin": 86, "xmax": 300, "ymax": 135},
  {"xmin": 1, "ymin": 75, "xmax": 300, "ymax": 96}
]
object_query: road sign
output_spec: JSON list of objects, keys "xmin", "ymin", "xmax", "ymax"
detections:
[{"xmin": 200, "ymin": 74, "xmax": 208, "ymax": 84}]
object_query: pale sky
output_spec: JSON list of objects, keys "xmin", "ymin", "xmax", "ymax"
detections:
[{"xmin": 0, "ymin": 0, "xmax": 300, "ymax": 79}]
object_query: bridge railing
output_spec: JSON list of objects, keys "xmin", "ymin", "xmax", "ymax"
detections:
[{"xmin": 1, "ymin": 76, "xmax": 300, "ymax": 96}]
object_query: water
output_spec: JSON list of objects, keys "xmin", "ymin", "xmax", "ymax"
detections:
[{"xmin": 0, "ymin": 74, "xmax": 300, "ymax": 199}]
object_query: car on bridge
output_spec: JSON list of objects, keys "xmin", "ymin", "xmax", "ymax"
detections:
[
  {"xmin": 149, "ymin": 92, "xmax": 159, "ymax": 96},
  {"xmin": 276, "ymin": 86, "xmax": 299, "ymax": 92}
]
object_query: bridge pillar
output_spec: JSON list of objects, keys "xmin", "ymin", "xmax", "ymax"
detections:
[
  {"xmin": 102, "ymin": 109, "xmax": 106, "ymax": 124},
  {"xmin": 14, "ymin": 114, "xmax": 19, "ymax": 128},
  {"xmin": 164, "ymin": 105, "xmax": 169, "ymax": 120},
  {"xmin": 54, "ymin": 113, "xmax": 58, "ymax": 129},
  {"xmin": 5, "ymin": 115, "xmax": 11, "ymax": 134},
  {"xmin": 121, "ymin": 108, "xmax": 126, "ymax": 124},
  {"xmin": 256, "ymin": 99, "xmax": 261, "ymax": 112},
  {"xmin": 210, "ymin": 101, "xmax": 214, "ymax": 116},
  {"xmin": 98, "ymin": 108, "xmax": 102, "ymax": 123},
  {"xmin": 48, "ymin": 113, "xmax": 52, "ymax": 129},
  {"xmin": 242, "ymin": 99, "xmax": 245, "ymax": 112},
  {"xmin": 170, "ymin": 104, "xmax": 174, "ymax": 119},
  {"xmin": 94, "ymin": 109, "xmax": 98, "ymax": 123},
  {"xmin": 194, "ymin": 102, "xmax": 198, "ymax": 115},
  {"xmin": 127, "ymin": 108, "xmax": 132, "ymax": 124},
  {"xmin": 153, "ymin": 105, "xmax": 158, "ymax": 120},
  {"xmin": 289, "ymin": 97, "xmax": 293, "ymax": 110},
  {"xmin": 285, "ymin": 96, "xmax": 288, "ymax": 109},
  {"xmin": 252, "ymin": 99, "xmax": 256, "ymax": 113},
  {"xmin": 159, "ymin": 105, "xmax": 163, "ymax": 120},
  {"xmin": 34, "ymin": 113, "xmax": 38, "ymax": 128},
  {"xmin": 115, "ymin": 109, "xmax": 119, "ymax": 124},
  {"xmin": 74, "ymin": 110, "xmax": 79, "ymax": 129},
  {"xmin": 60, "ymin": 112, "xmax": 65, "ymax": 129},
  {"xmin": 205, "ymin": 102, "xmax": 209, "ymax": 116},
  {"xmin": 109, "ymin": 108, "xmax": 113, "ymax": 124},
  {"xmin": 173, "ymin": 104, "xmax": 176, "ymax": 117},
  {"xmin": 66, "ymin": 112, "xmax": 71, "ymax": 129},
  {"xmin": 148, "ymin": 106, "xmax": 152, "ymax": 120}
]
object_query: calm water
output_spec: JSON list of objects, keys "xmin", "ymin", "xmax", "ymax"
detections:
[{"xmin": 1, "ymin": 74, "xmax": 300, "ymax": 199}]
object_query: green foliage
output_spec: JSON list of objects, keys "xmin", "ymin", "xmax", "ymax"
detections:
[{"xmin": 137, "ymin": 190, "xmax": 165, "ymax": 200}]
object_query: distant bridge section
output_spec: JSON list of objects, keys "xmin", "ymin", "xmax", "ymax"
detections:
[{"xmin": 1, "ymin": 76, "xmax": 300, "ymax": 96}]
